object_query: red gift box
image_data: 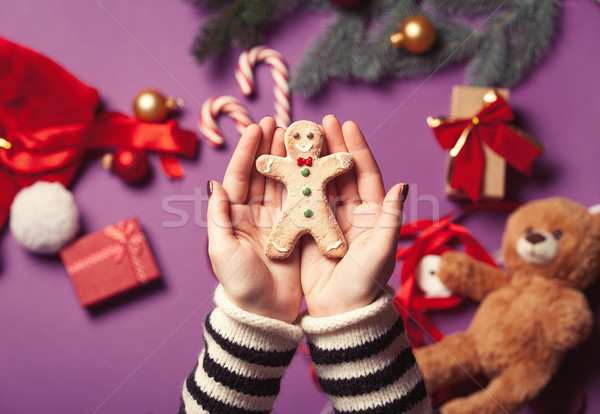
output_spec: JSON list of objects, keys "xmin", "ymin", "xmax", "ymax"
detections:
[
  {"xmin": 427, "ymin": 86, "xmax": 543, "ymax": 202},
  {"xmin": 60, "ymin": 218, "xmax": 160, "ymax": 307}
]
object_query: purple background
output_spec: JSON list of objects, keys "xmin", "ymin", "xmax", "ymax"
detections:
[{"xmin": 1, "ymin": 1, "xmax": 599, "ymax": 413}]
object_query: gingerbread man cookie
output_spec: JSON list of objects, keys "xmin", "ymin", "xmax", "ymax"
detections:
[{"xmin": 256, "ymin": 120, "xmax": 354, "ymax": 259}]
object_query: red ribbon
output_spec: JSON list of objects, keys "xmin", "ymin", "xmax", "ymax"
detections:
[
  {"xmin": 429, "ymin": 92, "xmax": 543, "ymax": 202},
  {"xmin": 394, "ymin": 215, "xmax": 498, "ymax": 348},
  {"xmin": 296, "ymin": 156, "xmax": 312, "ymax": 166},
  {"xmin": 0, "ymin": 110, "xmax": 197, "ymax": 227},
  {"xmin": 104, "ymin": 220, "xmax": 148, "ymax": 283},
  {"xmin": 0, "ymin": 37, "xmax": 198, "ymax": 229}
]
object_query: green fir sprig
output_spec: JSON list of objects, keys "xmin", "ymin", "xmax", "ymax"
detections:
[
  {"xmin": 187, "ymin": 0, "xmax": 334, "ymax": 63},
  {"xmin": 291, "ymin": 11, "xmax": 369, "ymax": 97},
  {"xmin": 188, "ymin": 0, "xmax": 279, "ymax": 63},
  {"xmin": 353, "ymin": 0, "xmax": 418, "ymax": 81},
  {"xmin": 186, "ymin": 0, "xmax": 563, "ymax": 96},
  {"xmin": 387, "ymin": 19, "xmax": 476, "ymax": 80},
  {"xmin": 428, "ymin": 0, "xmax": 512, "ymax": 15}
]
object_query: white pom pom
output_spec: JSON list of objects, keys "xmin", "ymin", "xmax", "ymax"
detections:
[{"xmin": 10, "ymin": 181, "xmax": 80, "ymax": 254}]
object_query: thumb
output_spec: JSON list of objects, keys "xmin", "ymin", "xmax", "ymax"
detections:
[
  {"xmin": 207, "ymin": 180, "xmax": 237, "ymax": 258},
  {"xmin": 374, "ymin": 183, "xmax": 408, "ymax": 245}
]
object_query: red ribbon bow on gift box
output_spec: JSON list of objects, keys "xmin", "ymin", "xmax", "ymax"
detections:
[
  {"xmin": 104, "ymin": 220, "xmax": 148, "ymax": 283},
  {"xmin": 296, "ymin": 156, "xmax": 312, "ymax": 166},
  {"xmin": 427, "ymin": 90, "xmax": 543, "ymax": 202},
  {"xmin": 0, "ymin": 37, "xmax": 197, "ymax": 228}
]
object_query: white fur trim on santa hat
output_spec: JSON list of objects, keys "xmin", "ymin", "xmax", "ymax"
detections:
[{"xmin": 9, "ymin": 181, "xmax": 80, "ymax": 254}]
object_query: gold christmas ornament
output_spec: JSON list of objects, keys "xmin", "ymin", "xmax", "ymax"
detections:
[
  {"xmin": 101, "ymin": 153, "xmax": 114, "ymax": 170},
  {"xmin": 0, "ymin": 137, "xmax": 12, "ymax": 150},
  {"xmin": 132, "ymin": 89, "xmax": 183, "ymax": 123},
  {"xmin": 390, "ymin": 15, "xmax": 436, "ymax": 54}
]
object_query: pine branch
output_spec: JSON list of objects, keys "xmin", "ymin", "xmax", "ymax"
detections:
[
  {"xmin": 296, "ymin": 0, "xmax": 335, "ymax": 12},
  {"xmin": 290, "ymin": 12, "xmax": 368, "ymax": 97},
  {"xmin": 500, "ymin": 0, "xmax": 560, "ymax": 85},
  {"xmin": 429, "ymin": 0, "xmax": 512, "ymax": 15},
  {"xmin": 184, "ymin": 0, "xmax": 235, "ymax": 7},
  {"xmin": 464, "ymin": 0, "xmax": 560, "ymax": 87},
  {"xmin": 186, "ymin": 0, "xmax": 561, "ymax": 94},
  {"xmin": 234, "ymin": 0, "xmax": 279, "ymax": 46},
  {"xmin": 389, "ymin": 19, "xmax": 476, "ymax": 79},
  {"xmin": 190, "ymin": 0, "xmax": 279, "ymax": 63},
  {"xmin": 276, "ymin": 0, "xmax": 309, "ymax": 14},
  {"xmin": 466, "ymin": 28, "xmax": 507, "ymax": 85},
  {"xmin": 353, "ymin": 0, "xmax": 418, "ymax": 81}
]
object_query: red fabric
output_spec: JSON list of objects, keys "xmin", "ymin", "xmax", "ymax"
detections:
[
  {"xmin": 0, "ymin": 37, "xmax": 98, "ymax": 225},
  {"xmin": 0, "ymin": 38, "xmax": 99, "ymax": 132},
  {"xmin": 394, "ymin": 216, "xmax": 498, "ymax": 347},
  {"xmin": 429, "ymin": 94, "xmax": 543, "ymax": 201},
  {"xmin": 60, "ymin": 218, "xmax": 160, "ymax": 307},
  {"xmin": 0, "ymin": 37, "xmax": 198, "ymax": 228}
]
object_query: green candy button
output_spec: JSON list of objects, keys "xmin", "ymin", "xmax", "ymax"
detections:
[
  {"xmin": 301, "ymin": 167, "xmax": 310, "ymax": 177},
  {"xmin": 302, "ymin": 187, "xmax": 311, "ymax": 196},
  {"xmin": 304, "ymin": 209, "xmax": 313, "ymax": 218}
]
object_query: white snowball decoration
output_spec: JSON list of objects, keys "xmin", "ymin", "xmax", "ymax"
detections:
[{"xmin": 9, "ymin": 181, "xmax": 80, "ymax": 254}]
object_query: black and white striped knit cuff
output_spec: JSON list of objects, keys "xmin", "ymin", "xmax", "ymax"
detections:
[
  {"xmin": 180, "ymin": 285, "xmax": 303, "ymax": 414},
  {"xmin": 301, "ymin": 286, "xmax": 431, "ymax": 414}
]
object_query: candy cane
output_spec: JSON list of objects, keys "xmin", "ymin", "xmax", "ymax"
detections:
[
  {"xmin": 235, "ymin": 46, "xmax": 291, "ymax": 128},
  {"xmin": 198, "ymin": 95, "xmax": 253, "ymax": 147}
]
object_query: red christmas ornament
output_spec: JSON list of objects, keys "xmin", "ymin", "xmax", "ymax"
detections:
[{"xmin": 111, "ymin": 148, "xmax": 150, "ymax": 183}]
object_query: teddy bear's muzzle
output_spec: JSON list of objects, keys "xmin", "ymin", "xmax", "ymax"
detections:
[{"xmin": 516, "ymin": 229, "xmax": 559, "ymax": 265}]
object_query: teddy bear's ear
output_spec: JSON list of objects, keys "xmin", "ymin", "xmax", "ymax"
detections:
[
  {"xmin": 568, "ymin": 204, "xmax": 600, "ymax": 289},
  {"xmin": 589, "ymin": 204, "xmax": 600, "ymax": 229}
]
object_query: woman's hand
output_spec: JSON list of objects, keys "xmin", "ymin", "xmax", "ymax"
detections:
[
  {"xmin": 301, "ymin": 115, "xmax": 407, "ymax": 317},
  {"xmin": 207, "ymin": 117, "xmax": 302, "ymax": 323}
]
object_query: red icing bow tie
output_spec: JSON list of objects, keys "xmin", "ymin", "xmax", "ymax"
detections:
[{"xmin": 297, "ymin": 156, "xmax": 312, "ymax": 166}]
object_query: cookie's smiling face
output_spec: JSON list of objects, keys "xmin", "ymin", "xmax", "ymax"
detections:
[{"xmin": 285, "ymin": 120, "xmax": 322, "ymax": 159}]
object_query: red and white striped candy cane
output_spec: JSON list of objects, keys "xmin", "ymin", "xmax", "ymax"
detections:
[
  {"xmin": 235, "ymin": 46, "xmax": 291, "ymax": 128},
  {"xmin": 198, "ymin": 95, "xmax": 253, "ymax": 147}
]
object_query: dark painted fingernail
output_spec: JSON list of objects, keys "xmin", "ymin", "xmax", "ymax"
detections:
[
  {"xmin": 400, "ymin": 184, "xmax": 409, "ymax": 202},
  {"xmin": 207, "ymin": 180, "xmax": 213, "ymax": 197}
]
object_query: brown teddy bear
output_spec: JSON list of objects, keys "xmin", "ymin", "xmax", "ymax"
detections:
[{"xmin": 414, "ymin": 197, "xmax": 600, "ymax": 414}]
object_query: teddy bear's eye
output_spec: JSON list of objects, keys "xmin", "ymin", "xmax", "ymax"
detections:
[
  {"xmin": 293, "ymin": 132, "xmax": 300, "ymax": 139},
  {"xmin": 525, "ymin": 227, "xmax": 533, "ymax": 235},
  {"xmin": 553, "ymin": 230, "xmax": 563, "ymax": 240},
  {"xmin": 306, "ymin": 132, "xmax": 314, "ymax": 139}
]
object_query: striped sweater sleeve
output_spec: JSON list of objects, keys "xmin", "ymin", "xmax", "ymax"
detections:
[
  {"xmin": 300, "ymin": 287, "xmax": 432, "ymax": 414},
  {"xmin": 179, "ymin": 285, "xmax": 303, "ymax": 414}
]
